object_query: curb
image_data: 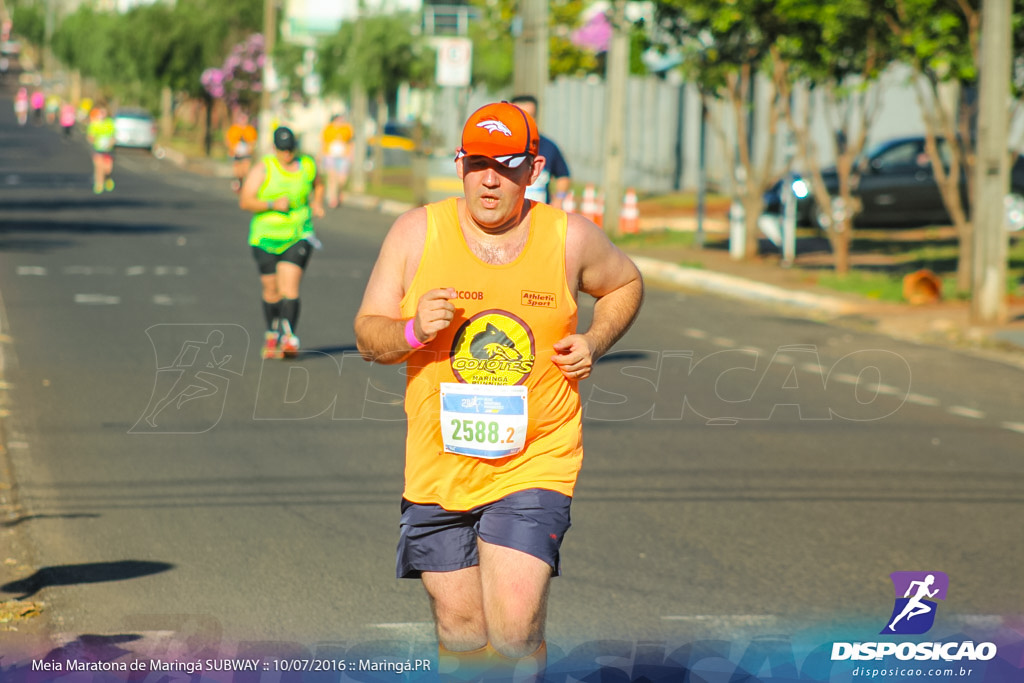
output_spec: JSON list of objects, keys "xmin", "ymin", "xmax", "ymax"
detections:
[{"xmin": 630, "ymin": 255, "xmax": 866, "ymax": 318}]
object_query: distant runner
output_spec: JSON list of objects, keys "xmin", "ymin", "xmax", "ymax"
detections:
[
  {"xmin": 226, "ymin": 110, "xmax": 258, "ymax": 193},
  {"xmin": 238, "ymin": 127, "xmax": 325, "ymax": 359},
  {"xmin": 14, "ymin": 87, "xmax": 28, "ymax": 126},
  {"xmin": 86, "ymin": 104, "xmax": 117, "ymax": 194},
  {"xmin": 321, "ymin": 113, "xmax": 353, "ymax": 208}
]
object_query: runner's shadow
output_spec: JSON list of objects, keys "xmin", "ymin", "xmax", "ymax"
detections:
[
  {"xmin": 1, "ymin": 513, "xmax": 101, "ymax": 528},
  {"xmin": 289, "ymin": 344, "xmax": 361, "ymax": 361},
  {"xmin": 0, "ymin": 560, "xmax": 174, "ymax": 600},
  {"xmin": 8, "ymin": 634, "xmax": 143, "ymax": 670}
]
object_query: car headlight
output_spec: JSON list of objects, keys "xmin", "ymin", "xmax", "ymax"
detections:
[
  {"xmin": 791, "ymin": 179, "xmax": 809, "ymax": 199},
  {"xmin": 1005, "ymin": 193, "xmax": 1024, "ymax": 231}
]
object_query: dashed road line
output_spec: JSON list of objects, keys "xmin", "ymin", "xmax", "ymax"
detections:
[
  {"xmin": 15, "ymin": 266, "xmax": 46, "ymax": 276},
  {"xmin": 74, "ymin": 294, "xmax": 121, "ymax": 305},
  {"xmin": 947, "ymin": 406, "xmax": 985, "ymax": 420},
  {"xmin": 906, "ymin": 393, "xmax": 941, "ymax": 407},
  {"xmin": 1001, "ymin": 422, "xmax": 1024, "ymax": 434}
]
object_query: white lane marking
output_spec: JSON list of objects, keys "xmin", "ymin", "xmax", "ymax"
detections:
[
  {"xmin": 684, "ymin": 328, "xmax": 708, "ymax": 339},
  {"xmin": 65, "ymin": 265, "xmax": 117, "ymax": 275},
  {"xmin": 1001, "ymin": 422, "xmax": 1024, "ymax": 434},
  {"xmin": 126, "ymin": 266, "xmax": 146, "ymax": 276},
  {"xmin": 831, "ymin": 372, "xmax": 861, "ymax": 385},
  {"xmin": 16, "ymin": 266, "xmax": 47, "ymax": 276},
  {"xmin": 773, "ymin": 354, "xmax": 794, "ymax": 365},
  {"xmin": 74, "ymin": 294, "xmax": 120, "ymax": 305},
  {"xmin": 711, "ymin": 337, "xmax": 735, "ymax": 347},
  {"xmin": 865, "ymin": 383, "xmax": 904, "ymax": 396},
  {"xmin": 947, "ymin": 406, "xmax": 985, "ymax": 420},
  {"xmin": 906, "ymin": 393, "xmax": 941, "ymax": 407},
  {"xmin": 153, "ymin": 295, "xmax": 175, "ymax": 306},
  {"xmin": 661, "ymin": 615, "xmax": 781, "ymax": 626},
  {"xmin": 800, "ymin": 362, "xmax": 825, "ymax": 374}
]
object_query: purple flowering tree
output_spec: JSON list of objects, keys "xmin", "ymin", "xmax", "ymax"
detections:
[{"xmin": 201, "ymin": 33, "xmax": 265, "ymax": 110}]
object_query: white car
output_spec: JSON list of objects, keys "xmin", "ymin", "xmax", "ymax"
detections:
[{"xmin": 113, "ymin": 108, "xmax": 157, "ymax": 151}]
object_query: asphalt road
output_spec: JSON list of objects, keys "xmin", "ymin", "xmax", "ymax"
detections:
[{"xmin": 2, "ymin": 95, "xmax": 1024, "ymax": 674}]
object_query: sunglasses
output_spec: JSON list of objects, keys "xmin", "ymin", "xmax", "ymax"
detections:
[{"xmin": 455, "ymin": 149, "xmax": 532, "ymax": 169}]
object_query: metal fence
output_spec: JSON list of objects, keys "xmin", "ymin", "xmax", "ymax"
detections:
[{"xmin": 425, "ymin": 64, "xmax": 936, "ymax": 196}]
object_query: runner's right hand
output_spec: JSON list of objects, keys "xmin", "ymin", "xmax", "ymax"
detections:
[{"xmin": 415, "ymin": 288, "xmax": 457, "ymax": 344}]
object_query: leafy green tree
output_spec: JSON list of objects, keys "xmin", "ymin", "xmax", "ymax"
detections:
[
  {"xmin": 654, "ymin": 0, "xmax": 788, "ymax": 260},
  {"xmin": 881, "ymin": 0, "xmax": 1024, "ymax": 292},
  {"xmin": 318, "ymin": 11, "xmax": 434, "ymax": 186},
  {"xmin": 10, "ymin": 0, "xmax": 45, "ymax": 47},
  {"xmin": 468, "ymin": 0, "xmax": 620, "ymax": 91},
  {"xmin": 769, "ymin": 0, "xmax": 898, "ymax": 275}
]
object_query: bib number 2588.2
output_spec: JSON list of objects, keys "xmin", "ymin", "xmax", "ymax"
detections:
[{"xmin": 439, "ymin": 383, "xmax": 528, "ymax": 459}]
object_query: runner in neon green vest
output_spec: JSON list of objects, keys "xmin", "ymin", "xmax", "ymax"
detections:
[
  {"xmin": 239, "ymin": 126, "xmax": 326, "ymax": 359},
  {"xmin": 86, "ymin": 104, "xmax": 117, "ymax": 194}
]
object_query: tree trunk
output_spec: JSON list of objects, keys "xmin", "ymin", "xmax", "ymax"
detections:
[
  {"xmin": 371, "ymin": 91, "xmax": 387, "ymax": 189},
  {"xmin": 203, "ymin": 95, "xmax": 212, "ymax": 157}
]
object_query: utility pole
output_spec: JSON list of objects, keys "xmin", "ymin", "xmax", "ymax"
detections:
[
  {"xmin": 513, "ymin": 0, "xmax": 547, "ymax": 105},
  {"xmin": 971, "ymin": 0, "xmax": 1012, "ymax": 324},
  {"xmin": 259, "ymin": 0, "xmax": 278, "ymax": 155},
  {"xmin": 601, "ymin": 0, "xmax": 629, "ymax": 236}
]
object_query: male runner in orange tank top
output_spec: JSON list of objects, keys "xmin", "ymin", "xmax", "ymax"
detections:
[{"xmin": 354, "ymin": 102, "xmax": 643, "ymax": 681}]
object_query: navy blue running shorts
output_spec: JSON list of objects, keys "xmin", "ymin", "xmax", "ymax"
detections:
[
  {"xmin": 252, "ymin": 239, "xmax": 313, "ymax": 275},
  {"xmin": 396, "ymin": 488, "xmax": 572, "ymax": 579}
]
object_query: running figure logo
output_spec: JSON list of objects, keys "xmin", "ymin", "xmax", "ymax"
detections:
[
  {"xmin": 881, "ymin": 571, "xmax": 949, "ymax": 635},
  {"xmin": 131, "ymin": 325, "xmax": 249, "ymax": 434}
]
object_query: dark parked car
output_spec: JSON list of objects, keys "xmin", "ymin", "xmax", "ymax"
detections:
[{"xmin": 764, "ymin": 136, "xmax": 1024, "ymax": 231}]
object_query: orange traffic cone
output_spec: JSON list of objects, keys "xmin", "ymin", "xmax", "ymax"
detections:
[
  {"xmin": 562, "ymin": 190, "xmax": 576, "ymax": 213},
  {"xmin": 594, "ymin": 190, "xmax": 604, "ymax": 227},
  {"xmin": 581, "ymin": 184, "xmax": 597, "ymax": 222},
  {"xmin": 620, "ymin": 187, "xmax": 639, "ymax": 234}
]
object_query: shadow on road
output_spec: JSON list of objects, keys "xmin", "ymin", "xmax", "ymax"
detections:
[
  {"xmin": 1, "ymin": 513, "xmax": 101, "ymax": 529},
  {"xmin": 2, "ymin": 634, "xmax": 145, "ymax": 671},
  {"xmin": 1, "ymin": 560, "xmax": 175, "ymax": 600},
  {"xmin": 1, "ymin": 197, "xmax": 200, "ymax": 212}
]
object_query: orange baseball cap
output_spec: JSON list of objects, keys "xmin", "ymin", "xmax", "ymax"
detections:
[{"xmin": 457, "ymin": 102, "xmax": 539, "ymax": 169}]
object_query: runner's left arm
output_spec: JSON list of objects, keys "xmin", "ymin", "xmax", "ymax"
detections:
[{"xmin": 551, "ymin": 214, "xmax": 643, "ymax": 379}]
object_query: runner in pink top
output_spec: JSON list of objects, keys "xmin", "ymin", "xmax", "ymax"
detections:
[
  {"xmin": 14, "ymin": 88, "xmax": 28, "ymax": 126},
  {"xmin": 30, "ymin": 90, "xmax": 45, "ymax": 125},
  {"xmin": 60, "ymin": 102, "xmax": 77, "ymax": 139}
]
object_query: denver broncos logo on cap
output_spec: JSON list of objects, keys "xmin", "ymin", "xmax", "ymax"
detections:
[
  {"xmin": 450, "ymin": 310, "xmax": 535, "ymax": 385},
  {"xmin": 476, "ymin": 119, "xmax": 513, "ymax": 137}
]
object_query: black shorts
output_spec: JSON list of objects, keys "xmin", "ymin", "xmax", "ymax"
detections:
[
  {"xmin": 252, "ymin": 239, "xmax": 313, "ymax": 275},
  {"xmin": 396, "ymin": 488, "xmax": 572, "ymax": 579}
]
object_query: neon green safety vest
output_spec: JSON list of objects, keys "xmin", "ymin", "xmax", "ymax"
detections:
[
  {"xmin": 88, "ymin": 118, "xmax": 116, "ymax": 153},
  {"xmin": 249, "ymin": 154, "xmax": 317, "ymax": 254}
]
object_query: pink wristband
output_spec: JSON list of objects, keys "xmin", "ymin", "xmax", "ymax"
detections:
[{"xmin": 404, "ymin": 318, "xmax": 426, "ymax": 349}]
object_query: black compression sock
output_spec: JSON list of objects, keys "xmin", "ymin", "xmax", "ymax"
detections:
[
  {"xmin": 278, "ymin": 298, "xmax": 300, "ymax": 334},
  {"xmin": 262, "ymin": 299, "xmax": 281, "ymax": 331}
]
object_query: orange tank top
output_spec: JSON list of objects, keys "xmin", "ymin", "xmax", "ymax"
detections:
[{"xmin": 399, "ymin": 198, "xmax": 582, "ymax": 511}]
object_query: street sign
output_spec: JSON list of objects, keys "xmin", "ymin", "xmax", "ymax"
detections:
[{"xmin": 433, "ymin": 37, "xmax": 472, "ymax": 88}]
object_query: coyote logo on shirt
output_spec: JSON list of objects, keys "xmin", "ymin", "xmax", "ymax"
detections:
[
  {"xmin": 470, "ymin": 324, "xmax": 522, "ymax": 362},
  {"xmin": 451, "ymin": 311, "xmax": 535, "ymax": 385}
]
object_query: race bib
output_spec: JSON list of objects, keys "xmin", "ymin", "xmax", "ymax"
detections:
[
  {"xmin": 329, "ymin": 140, "xmax": 346, "ymax": 156},
  {"xmin": 95, "ymin": 135, "xmax": 114, "ymax": 152},
  {"xmin": 235, "ymin": 140, "xmax": 250, "ymax": 156},
  {"xmin": 439, "ymin": 382, "xmax": 528, "ymax": 459}
]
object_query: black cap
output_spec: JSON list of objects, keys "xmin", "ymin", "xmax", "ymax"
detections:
[{"xmin": 273, "ymin": 126, "xmax": 296, "ymax": 152}]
